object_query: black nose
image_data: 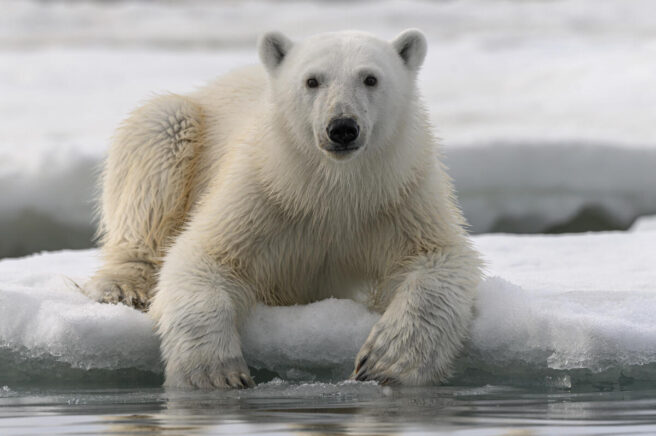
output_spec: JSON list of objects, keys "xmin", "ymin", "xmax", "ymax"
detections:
[{"xmin": 327, "ymin": 118, "xmax": 360, "ymax": 145}]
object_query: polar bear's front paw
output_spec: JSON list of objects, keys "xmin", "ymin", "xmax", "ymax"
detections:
[
  {"xmin": 169, "ymin": 354, "xmax": 255, "ymax": 390},
  {"xmin": 352, "ymin": 314, "xmax": 453, "ymax": 386},
  {"xmin": 352, "ymin": 324, "xmax": 405, "ymax": 385},
  {"xmin": 84, "ymin": 276, "xmax": 150, "ymax": 311}
]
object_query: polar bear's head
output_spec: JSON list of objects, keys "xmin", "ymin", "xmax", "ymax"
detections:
[{"xmin": 259, "ymin": 30, "xmax": 427, "ymax": 162}]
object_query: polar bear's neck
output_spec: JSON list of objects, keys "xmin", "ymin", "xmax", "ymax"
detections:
[{"xmin": 254, "ymin": 104, "xmax": 439, "ymax": 223}]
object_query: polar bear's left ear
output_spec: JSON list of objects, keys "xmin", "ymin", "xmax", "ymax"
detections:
[
  {"xmin": 391, "ymin": 29, "xmax": 427, "ymax": 72},
  {"xmin": 259, "ymin": 31, "xmax": 294, "ymax": 73}
]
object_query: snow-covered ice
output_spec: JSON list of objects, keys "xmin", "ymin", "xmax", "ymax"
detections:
[
  {"xmin": 1, "ymin": 230, "xmax": 655, "ymax": 388},
  {"xmin": 0, "ymin": 250, "xmax": 161, "ymax": 374},
  {"xmin": 470, "ymin": 232, "xmax": 656, "ymax": 381},
  {"xmin": 631, "ymin": 215, "xmax": 656, "ymax": 233},
  {"xmin": 1, "ymin": 0, "xmax": 656, "ymax": 257}
]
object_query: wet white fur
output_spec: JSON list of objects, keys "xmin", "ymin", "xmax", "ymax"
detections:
[{"xmin": 85, "ymin": 30, "xmax": 482, "ymax": 388}]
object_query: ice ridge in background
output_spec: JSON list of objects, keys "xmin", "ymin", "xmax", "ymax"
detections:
[
  {"xmin": 4, "ymin": 143, "xmax": 656, "ymax": 257},
  {"xmin": 2, "ymin": 0, "xmax": 656, "ymax": 256}
]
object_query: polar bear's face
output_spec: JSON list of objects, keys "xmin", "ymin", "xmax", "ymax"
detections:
[{"xmin": 259, "ymin": 30, "xmax": 427, "ymax": 162}]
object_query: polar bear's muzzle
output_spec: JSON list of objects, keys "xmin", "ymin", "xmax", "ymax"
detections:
[{"xmin": 324, "ymin": 117, "xmax": 361, "ymax": 154}]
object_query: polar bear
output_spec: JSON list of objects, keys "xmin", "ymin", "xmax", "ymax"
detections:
[{"xmin": 84, "ymin": 29, "xmax": 482, "ymax": 389}]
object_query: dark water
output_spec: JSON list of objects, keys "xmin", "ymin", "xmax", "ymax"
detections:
[{"xmin": 2, "ymin": 382, "xmax": 656, "ymax": 435}]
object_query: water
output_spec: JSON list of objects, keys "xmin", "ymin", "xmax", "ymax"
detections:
[{"xmin": 2, "ymin": 382, "xmax": 656, "ymax": 435}]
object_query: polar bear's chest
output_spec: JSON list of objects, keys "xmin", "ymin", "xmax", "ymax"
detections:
[{"xmin": 239, "ymin": 211, "xmax": 403, "ymax": 305}]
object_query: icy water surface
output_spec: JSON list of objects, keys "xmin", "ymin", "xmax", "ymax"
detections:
[{"xmin": 2, "ymin": 382, "xmax": 656, "ymax": 435}]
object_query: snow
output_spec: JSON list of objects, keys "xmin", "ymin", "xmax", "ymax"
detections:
[
  {"xmin": 0, "ymin": 250, "xmax": 160, "ymax": 373},
  {"xmin": 1, "ymin": 0, "xmax": 656, "ymax": 256},
  {"xmin": 631, "ymin": 215, "xmax": 656, "ymax": 232},
  {"xmin": 472, "ymin": 232, "xmax": 656, "ymax": 376},
  {"xmin": 1, "ymin": 231, "xmax": 655, "ymax": 387}
]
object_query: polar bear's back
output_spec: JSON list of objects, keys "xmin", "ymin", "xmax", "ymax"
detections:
[
  {"xmin": 188, "ymin": 65, "xmax": 269, "ymax": 194},
  {"xmin": 194, "ymin": 65, "xmax": 268, "ymax": 143}
]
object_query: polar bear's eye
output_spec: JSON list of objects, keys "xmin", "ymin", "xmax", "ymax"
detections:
[
  {"xmin": 306, "ymin": 78, "xmax": 319, "ymax": 88},
  {"xmin": 364, "ymin": 75, "xmax": 378, "ymax": 87}
]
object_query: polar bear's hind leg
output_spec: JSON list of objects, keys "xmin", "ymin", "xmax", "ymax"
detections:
[{"xmin": 84, "ymin": 95, "xmax": 204, "ymax": 310}]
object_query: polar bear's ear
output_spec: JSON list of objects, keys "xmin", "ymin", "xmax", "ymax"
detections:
[
  {"xmin": 258, "ymin": 31, "xmax": 294, "ymax": 72},
  {"xmin": 391, "ymin": 29, "xmax": 427, "ymax": 72}
]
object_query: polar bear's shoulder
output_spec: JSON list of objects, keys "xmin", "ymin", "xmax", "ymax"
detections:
[{"xmin": 193, "ymin": 65, "xmax": 268, "ymax": 110}]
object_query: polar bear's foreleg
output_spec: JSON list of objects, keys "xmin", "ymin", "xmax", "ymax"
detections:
[
  {"xmin": 354, "ymin": 247, "xmax": 481, "ymax": 385},
  {"xmin": 149, "ymin": 236, "xmax": 256, "ymax": 389},
  {"xmin": 85, "ymin": 95, "xmax": 203, "ymax": 310}
]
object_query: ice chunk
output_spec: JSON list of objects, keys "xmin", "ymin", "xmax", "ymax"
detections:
[
  {"xmin": 1, "ymin": 231, "xmax": 656, "ymax": 387},
  {"xmin": 242, "ymin": 299, "xmax": 379, "ymax": 380},
  {"xmin": 631, "ymin": 215, "xmax": 656, "ymax": 232},
  {"xmin": 0, "ymin": 250, "xmax": 161, "ymax": 374}
]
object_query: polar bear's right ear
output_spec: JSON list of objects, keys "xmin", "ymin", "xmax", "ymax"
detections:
[{"xmin": 258, "ymin": 31, "xmax": 294, "ymax": 73}]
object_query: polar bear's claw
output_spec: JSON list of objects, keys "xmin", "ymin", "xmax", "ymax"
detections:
[
  {"xmin": 84, "ymin": 276, "xmax": 150, "ymax": 311},
  {"xmin": 226, "ymin": 372, "xmax": 255, "ymax": 389},
  {"xmin": 187, "ymin": 369, "xmax": 254, "ymax": 390},
  {"xmin": 354, "ymin": 361, "xmax": 398, "ymax": 386},
  {"xmin": 102, "ymin": 283, "xmax": 148, "ymax": 311},
  {"xmin": 352, "ymin": 317, "xmax": 423, "ymax": 385},
  {"xmin": 240, "ymin": 373, "xmax": 256, "ymax": 388},
  {"xmin": 170, "ymin": 350, "xmax": 255, "ymax": 390}
]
